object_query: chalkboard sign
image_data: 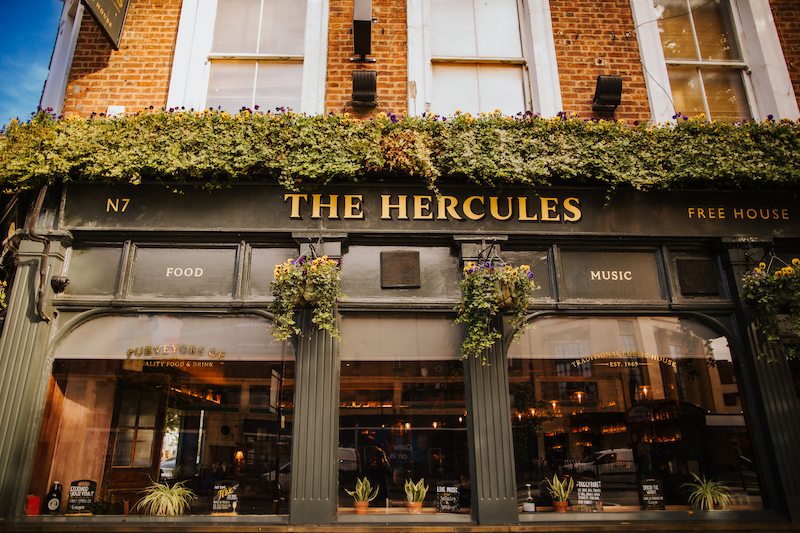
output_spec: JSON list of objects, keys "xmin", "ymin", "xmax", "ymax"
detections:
[
  {"xmin": 576, "ymin": 479, "xmax": 602, "ymax": 512},
  {"xmin": 640, "ymin": 478, "xmax": 665, "ymax": 510},
  {"xmin": 66, "ymin": 480, "xmax": 96, "ymax": 515},
  {"xmin": 436, "ymin": 485, "xmax": 460, "ymax": 513},
  {"xmin": 212, "ymin": 480, "xmax": 239, "ymax": 514}
]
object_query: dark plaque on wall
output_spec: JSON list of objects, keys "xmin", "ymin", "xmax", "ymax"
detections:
[
  {"xmin": 212, "ymin": 480, "xmax": 239, "ymax": 514},
  {"xmin": 640, "ymin": 478, "xmax": 665, "ymax": 510},
  {"xmin": 82, "ymin": 0, "xmax": 132, "ymax": 49},
  {"xmin": 560, "ymin": 250, "xmax": 664, "ymax": 300},
  {"xmin": 381, "ymin": 251, "xmax": 421, "ymax": 288},
  {"xmin": 66, "ymin": 480, "xmax": 96, "ymax": 515},
  {"xmin": 676, "ymin": 259, "xmax": 719, "ymax": 296},
  {"xmin": 436, "ymin": 484, "xmax": 460, "ymax": 513}
]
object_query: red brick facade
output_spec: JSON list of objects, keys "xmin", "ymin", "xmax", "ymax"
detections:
[
  {"xmin": 62, "ymin": 0, "xmax": 182, "ymax": 116},
  {"xmin": 550, "ymin": 0, "xmax": 651, "ymax": 123},
  {"xmin": 60, "ymin": 0, "xmax": 797, "ymax": 122},
  {"xmin": 325, "ymin": 0, "xmax": 408, "ymax": 116}
]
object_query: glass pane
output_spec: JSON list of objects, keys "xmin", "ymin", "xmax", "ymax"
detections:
[
  {"xmin": 113, "ymin": 429, "xmax": 135, "ymax": 466},
  {"xmin": 260, "ymin": 0, "xmax": 307, "ymax": 55},
  {"xmin": 667, "ymin": 65, "xmax": 705, "ymax": 116},
  {"xmin": 474, "ymin": 0, "xmax": 522, "ymax": 57},
  {"xmin": 692, "ymin": 0, "xmax": 739, "ymax": 61},
  {"xmin": 477, "ymin": 64, "xmax": 526, "ymax": 115},
  {"xmin": 431, "ymin": 0, "xmax": 478, "ymax": 57},
  {"xmin": 338, "ymin": 315, "xmax": 470, "ymax": 514},
  {"xmin": 701, "ymin": 67, "xmax": 749, "ymax": 121},
  {"xmin": 207, "ymin": 61, "xmax": 257, "ymax": 113},
  {"xmin": 118, "ymin": 391, "xmax": 140, "ymax": 427},
  {"xmin": 254, "ymin": 61, "xmax": 304, "ymax": 112},
  {"xmin": 212, "ymin": 0, "xmax": 261, "ymax": 53},
  {"xmin": 432, "ymin": 64, "xmax": 481, "ymax": 116},
  {"xmin": 133, "ymin": 429, "xmax": 155, "ymax": 467},
  {"xmin": 138, "ymin": 397, "xmax": 159, "ymax": 428},
  {"xmin": 655, "ymin": 0, "xmax": 696, "ymax": 60},
  {"xmin": 509, "ymin": 316, "xmax": 764, "ymax": 512}
]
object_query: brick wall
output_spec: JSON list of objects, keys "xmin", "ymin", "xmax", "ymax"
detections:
[
  {"xmin": 550, "ymin": 0, "xmax": 652, "ymax": 124},
  {"xmin": 325, "ymin": 0, "xmax": 407, "ymax": 117},
  {"xmin": 770, "ymin": 0, "xmax": 800, "ymax": 113},
  {"xmin": 62, "ymin": 0, "xmax": 182, "ymax": 117}
]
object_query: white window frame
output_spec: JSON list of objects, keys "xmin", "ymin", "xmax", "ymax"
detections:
[
  {"xmin": 41, "ymin": 0, "xmax": 85, "ymax": 116},
  {"xmin": 167, "ymin": 0, "xmax": 328, "ymax": 115},
  {"xmin": 407, "ymin": 0, "xmax": 562, "ymax": 117},
  {"xmin": 630, "ymin": 0, "xmax": 799, "ymax": 123}
]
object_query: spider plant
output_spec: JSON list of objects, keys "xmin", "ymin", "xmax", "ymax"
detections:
[
  {"xmin": 682, "ymin": 473, "xmax": 732, "ymax": 510},
  {"xmin": 134, "ymin": 479, "xmax": 196, "ymax": 515}
]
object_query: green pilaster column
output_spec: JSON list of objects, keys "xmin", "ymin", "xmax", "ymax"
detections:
[
  {"xmin": 0, "ymin": 237, "xmax": 69, "ymax": 518},
  {"xmin": 463, "ymin": 317, "xmax": 519, "ymax": 524},
  {"xmin": 288, "ymin": 308, "xmax": 340, "ymax": 525}
]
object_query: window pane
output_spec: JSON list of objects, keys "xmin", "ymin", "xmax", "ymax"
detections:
[
  {"xmin": 212, "ymin": 0, "xmax": 261, "ymax": 54},
  {"xmin": 432, "ymin": 0, "xmax": 521, "ymax": 58},
  {"xmin": 474, "ymin": 0, "xmax": 522, "ymax": 57},
  {"xmin": 133, "ymin": 429, "xmax": 155, "ymax": 467},
  {"xmin": 118, "ymin": 392, "xmax": 140, "ymax": 427},
  {"xmin": 667, "ymin": 65, "xmax": 705, "ymax": 116},
  {"xmin": 431, "ymin": 0, "xmax": 478, "ymax": 57},
  {"xmin": 138, "ymin": 397, "xmax": 159, "ymax": 428},
  {"xmin": 701, "ymin": 67, "xmax": 749, "ymax": 121},
  {"xmin": 509, "ymin": 316, "xmax": 764, "ymax": 512},
  {"xmin": 339, "ymin": 315, "xmax": 470, "ymax": 514},
  {"xmin": 207, "ymin": 61, "xmax": 257, "ymax": 113},
  {"xmin": 692, "ymin": 0, "xmax": 739, "ymax": 61},
  {"xmin": 113, "ymin": 429, "xmax": 135, "ymax": 466},
  {"xmin": 656, "ymin": 0, "xmax": 696, "ymax": 60},
  {"xmin": 254, "ymin": 61, "xmax": 304, "ymax": 112},
  {"xmin": 260, "ymin": 0, "xmax": 307, "ymax": 55},
  {"xmin": 432, "ymin": 64, "xmax": 525, "ymax": 116}
]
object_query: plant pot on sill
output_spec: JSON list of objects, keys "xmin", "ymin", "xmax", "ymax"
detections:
[
  {"xmin": 353, "ymin": 501, "xmax": 369, "ymax": 514},
  {"xmin": 553, "ymin": 501, "xmax": 569, "ymax": 513},
  {"xmin": 406, "ymin": 501, "xmax": 422, "ymax": 514}
]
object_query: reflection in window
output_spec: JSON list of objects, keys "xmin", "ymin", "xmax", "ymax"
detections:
[
  {"xmin": 29, "ymin": 314, "xmax": 294, "ymax": 516},
  {"xmin": 509, "ymin": 316, "xmax": 763, "ymax": 512},
  {"xmin": 338, "ymin": 314, "xmax": 470, "ymax": 514}
]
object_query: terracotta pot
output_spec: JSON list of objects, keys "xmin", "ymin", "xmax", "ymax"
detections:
[
  {"xmin": 553, "ymin": 500, "xmax": 569, "ymax": 513},
  {"xmin": 353, "ymin": 501, "xmax": 369, "ymax": 514},
  {"xmin": 406, "ymin": 501, "xmax": 422, "ymax": 514}
]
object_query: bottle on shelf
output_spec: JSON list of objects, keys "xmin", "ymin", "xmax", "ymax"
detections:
[{"xmin": 45, "ymin": 481, "xmax": 62, "ymax": 514}]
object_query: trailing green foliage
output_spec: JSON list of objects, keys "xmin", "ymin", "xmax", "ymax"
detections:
[
  {"xmin": 742, "ymin": 257, "xmax": 800, "ymax": 359},
  {"xmin": 270, "ymin": 255, "xmax": 345, "ymax": 341},
  {"xmin": 455, "ymin": 259, "xmax": 539, "ymax": 362},
  {"xmin": 2, "ymin": 109, "xmax": 799, "ymax": 194}
]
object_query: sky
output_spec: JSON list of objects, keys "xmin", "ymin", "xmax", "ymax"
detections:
[{"xmin": 0, "ymin": 0, "xmax": 63, "ymax": 127}]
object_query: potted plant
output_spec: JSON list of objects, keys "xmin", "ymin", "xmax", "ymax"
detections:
[
  {"xmin": 404, "ymin": 478, "xmax": 428, "ymax": 513},
  {"xmin": 742, "ymin": 257, "xmax": 800, "ymax": 359},
  {"xmin": 682, "ymin": 473, "xmax": 732, "ymax": 510},
  {"xmin": 270, "ymin": 254, "xmax": 345, "ymax": 341},
  {"xmin": 345, "ymin": 477, "xmax": 379, "ymax": 514},
  {"xmin": 134, "ymin": 479, "xmax": 195, "ymax": 516},
  {"xmin": 455, "ymin": 258, "xmax": 538, "ymax": 363},
  {"xmin": 544, "ymin": 474, "xmax": 573, "ymax": 512}
]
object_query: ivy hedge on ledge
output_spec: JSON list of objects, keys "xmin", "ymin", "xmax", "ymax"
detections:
[{"xmin": 1, "ymin": 108, "xmax": 799, "ymax": 195}]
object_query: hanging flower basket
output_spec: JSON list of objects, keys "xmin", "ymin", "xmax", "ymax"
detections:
[
  {"xmin": 270, "ymin": 255, "xmax": 345, "ymax": 341},
  {"xmin": 455, "ymin": 258, "xmax": 539, "ymax": 363},
  {"xmin": 741, "ymin": 257, "xmax": 800, "ymax": 359}
]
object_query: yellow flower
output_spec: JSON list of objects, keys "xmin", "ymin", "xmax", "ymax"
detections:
[
  {"xmin": 793, "ymin": 258, "xmax": 800, "ymax": 267},
  {"xmin": 520, "ymin": 265, "xmax": 530, "ymax": 271},
  {"xmin": 759, "ymin": 262, "xmax": 766, "ymax": 270}
]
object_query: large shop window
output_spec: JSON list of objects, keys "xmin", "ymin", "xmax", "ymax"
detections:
[
  {"xmin": 338, "ymin": 315, "xmax": 471, "ymax": 514},
  {"xmin": 29, "ymin": 314, "xmax": 294, "ymax": 516},
  {"xmin": 508, "ymin": 316, "xmax": 763, "ymax": 513}
]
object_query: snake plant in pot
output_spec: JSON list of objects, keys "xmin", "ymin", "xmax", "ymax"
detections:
[
  {"xmin": 345, "ymin": 477, "xmax": 379, "ymax": 514},
  {"xmin": 404, "ymin": 478, "xmax": 428, "ymax": 513}
]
